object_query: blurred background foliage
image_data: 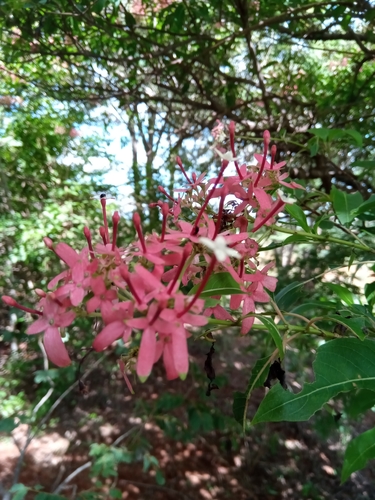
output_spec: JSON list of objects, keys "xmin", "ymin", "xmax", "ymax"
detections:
[{"xmin": 0, "ymin": 0, "xmax": 375, "ymax": 498}]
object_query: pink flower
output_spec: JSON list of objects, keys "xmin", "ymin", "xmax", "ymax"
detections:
[{"xmin": 27, "ymin": 295, "xmax": 75, "ymax": 366}]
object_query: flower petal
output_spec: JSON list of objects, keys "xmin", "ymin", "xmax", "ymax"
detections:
[
  {"xmin": 93, "ymin": 321, "xmax": 124, "ymax": 351},
  {"xmin": 27, "ymin": 318, "xmax": 48, "ymax": 335},
  {"xmin": 43, "ymin": 326, "xmax": 71, "ymax": 367},
  {"xmin": 136, "ymin": 327, "xmax": 156, "ymax": 381}
]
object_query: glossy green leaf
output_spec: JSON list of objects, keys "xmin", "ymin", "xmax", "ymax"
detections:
[
  {"xmin": 325, "ymin": 283, "xmax": 355, "ymax": 306},
  {"xmin": 258, "ymin": 316, "xmax": 284, "ymax": 358},
  {"xmin": 252, "ymin": 339, "xmax": 375, "ymax": 424},
  {"xmin": 189, "ymin": 272, "xmax": 242, "ymax": 297},
  {"xmin": 285, "ymin": 204, "xmax": 310, "ymax": 232},
  {"xmin": 341, "ymin": 427, "xmax": 375, "ymax": 482},
  {"xmin": 275, "ymin": 282, "xmax": 303, "ymax": 310},
  {"xmin": 331, "ymin": 186, "xmax": 363, "ymax": 225}
]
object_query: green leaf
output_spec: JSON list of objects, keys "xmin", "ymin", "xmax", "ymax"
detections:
[
  {"xmin": 309, "ymin": 128, "xmax": 330, "ymax": 140},
  {"xmin": 109, "ymin": 488, "xmax": 122, "ymax": 499},
  {"xmin": 125, "ymin": 10, "xmax": 136, "ymax": 28},
  {"xmin": 326, "ymin": 315, "xmax": 366, "ymax": 340},
  {"xmin": 34, "ymin": 369, "xmax": 59, "ymax": 384},
  {"xmin": 0, "ymin": 417, "xmax": 19, "ymax": 433},
  {"xmin": 275, "ymin": 282, "xmax": 303, "ymax": 310},
  {"xmin": 9, "ymin": 484, "xmax": 29, "ymax": 500},
  {"xmin": 325, "ymin": 283, "xmax": 355, "ymax": 306},
  {"xmin": 351, "ymin": 160, "xmax": 375, "ymax": 169},
  {"xmin": 308, "ymin": 136, "xmax": 319, "ymax": 157},
  {"xmin": 232, "ymin": 356, "xmax": 271, "ymax": 426},
  {"xmin": 344, "ymin": 389, "xmax": 375, "ymax": 418},
  {"xmin": 282, "ymin": 234, "xmax": 311, "ymax": 245},
  {"xmin": 331, "ymin": 186, "xmax": 363, "ymax": 225},
  {"xmin": 35, "ymin": 494, "xmax": 67, "ymax": 500},
  {"xmin": 189, "ymin": 272, "xmax": 242, "ymax": 297},
  {"xmin": 341, "ymin": 427, "xmax": 375, "ymax": 482},
  {"xmin": 285, "ymin": 204, "xmax": 310, "ymax": 232},
  {"xmin": 252, "ymin": 338, "xmax": 375, "ymax": 424},
  {"xmin": 155, "ymin": 469, "xmax": 166, "ymax": 485},
  {"xmin": 345, "ymin": 129, "xmax": 363, "ymax": 147},
  {"xmin": 351, "ymin": 194, "xmax": 375, "ymax": 217},
  {"xmin": 257, "ymin": 316, "xmax": 284, "ymax": 358}
]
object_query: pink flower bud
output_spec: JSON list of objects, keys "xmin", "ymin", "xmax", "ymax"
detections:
[
  {"xmin": 2, "ymin": 295, "xmax": 17, "ymax": 306},
  {"xmin": 263, "ymin": 130, "xmax": 271, "ymax": 147},
  {"xmin": 43, "ymin": 237, "xmax": 54, "ymax": 249}
]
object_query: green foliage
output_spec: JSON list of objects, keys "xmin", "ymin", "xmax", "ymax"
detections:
[
  {"xmin": 89, "ymin": 443, "xmax": 133, "ymax": 478},
  {"xmin": 252, "ymin": 339, "xmax": 375, "ymax": 424},
  {"xmin": 9, "ymin": 484, "xmax": 29, "ymax": 500},
  {"xmin": 341, "ymin": 427, "xmax": 375, "ymax": 483}
]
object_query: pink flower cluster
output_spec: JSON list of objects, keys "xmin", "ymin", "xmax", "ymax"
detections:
[{"xmin": 2, "ymin": 124, "xmax": 303, "ymax": 384}]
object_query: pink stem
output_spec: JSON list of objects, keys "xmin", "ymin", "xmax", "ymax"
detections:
[
  {"xmin": 254, "ymin": 130, "xmax": 271, "ymax": 187},
  {"xmin": 251, "ymin": 199, "xmax": 285, "ymax": 233},
  {"xmin": 158, "ymin": 186, "xmax": 177, "ymax": 204},
  {"xmin": 112, "ymin": 211, "xmax": 120, "ymax": 251},
  {"xmin": 99, "ymin": 227, "xmax": 107, "ymax": 245},
  {"xmin": 177, "ymin": 256, "xmax": 217, "ymax": 317},
  {"xmin": 270, "ymin": 144, "xmax": 277, "ymax": 170},
  {"xmin": 213, "ymin": 185, "xmax": 229, "ymax": 239},
  {"xmin": 2, "ymin": 295, "xmax": 42, "ymax": 315},
  {"xmin": 159, "ymin": 203, "xmax": 169, "ymax": 243},
  {"xmin": 100, "ymin": 197, "xmax": 110, "ymax": 244},
  {"xmin": 229, "ymin": 121, "xmax": 243, "ymax": 179},
  {"xmin": 133, "ymin": 212, "xmax": 147, "ymax": 253},
  {"xmin": 83, "ymin": 227, "xmax": 95, "ymax": 259},
  {"xmin": 176, "ymin": 156, "xmax": 192, "ymax": 184},
  {"xmin": 167, "ymin": 244, "xmax": 191, "ymax": 294},
  {"xmin": 119, "ymin": 266, "xmax": 142, "ymax": 304},
  {"xmin": 191, "ymin": 160, "xmax": 229, "ymax": 235}
]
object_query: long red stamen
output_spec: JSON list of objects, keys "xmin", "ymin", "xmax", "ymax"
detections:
[
  {"xmin": 254, "ymin": 130, "xmax": 271, "ymax": 187},
  {"xmin": 133, "ymin": 212, "xmax": 147, "ymax": 253},
  {"xmin": 2, "ymin": 295, "xmax": 42, "ymax": 315},
  {"xmin": 167, "ymin": 244, "xmax": 191, "ymax": 294},
  {"xmin": 229, "ymin": 121, "xmax": 243, "ymax": 179},
  {"xmin": 177, "ymin": 256, "xmax": 217, "ymax": 317},
  {"xmin": 158, "ymin": 186, "xmax": 177, "ymax": 204},
  {"xmin": 191, "ymin": 160, "xmax": 229, "ymax": 235},
  {"xmin": 160, "ymin": 203, "xmax": 169, "ymax": 243},
  {"xmin": 213, "ymin": 185, "xmax": 229, "ymax": 239},
  {"xmin": 112, "ymin": 211, "xmax": 120, "ymax": 251},
  {"xmin": 251, "ymin": 199, "xmax": 285, "ymax": 233},
  {"xmin": 119, "ymin": 266, "xmax": 142, "ymax": 304},
  {"xmin": 99, "ymin": 226, "xmax": 107, "ymax": 245},
  {"xmin": 100, "ymin": 197, "xmax": 110, "ymax": 243},
  {"xmin": 176, "ymin": 156, "xmax": 192, "ymax": 184},
  {"xmin": 83, "ymin": 227, "xmax": 95, "ymax": 259},
  {"xmin": 270, "ymin": 144, "xmax": 277, "ymax": 170}
]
